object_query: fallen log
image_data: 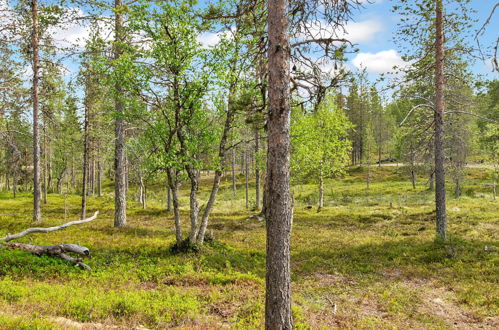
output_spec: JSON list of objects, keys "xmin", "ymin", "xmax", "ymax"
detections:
[{"xmin": 0, "ymin": 211, "xmax": 99, "ymax": 271}]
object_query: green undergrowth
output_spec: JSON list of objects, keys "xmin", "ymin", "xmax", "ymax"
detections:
[{"xmin": 0, "ymin": 166, "xmax": 497, "ymax": 328}]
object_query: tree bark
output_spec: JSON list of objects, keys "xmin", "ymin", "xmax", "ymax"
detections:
[
  {"xmin": 319, "ymin": 169, "xmax": 324, "ymax": 211},
  {"xmin": 139, "ymin": 175, "xmax": 146, "ymax": 209},
  {"xmin": 232, "ymin": 148, "xmax": 237, "ymax": 196},
  {"xmin": 167, "ymin": 168, "xmax": 182, "ymax": 246},
  {"xmin": 113, "ymin": 0, "xmax": 127, "ymax": 228},
  {"xmin": 245, "ymin": 148, "xmax": 249, "ymax": 209},
  {"xmin": 81, "ymin": 82, "xmax": 90, "ymax": 219},
  {"xmin": 434, "ymin": 0, "xmax": 447, "ymax": 240},
  {"xmin": 31, "ymin": 0, "xmax": 41, "ymax": 222},
  {"xmin": 255, "ymin": 129, "xmax": 261, "ymax": 210},
  {"xmin": 167, "ymin": 185, "xmax": 172, "ymax": 212},
  {"xmin": 265, "ymin": 0, "xmax": 293, "ymax": 327},
  {"xmin": 42, "ymin": 124, "xmax": 47, "ymax": 204}
]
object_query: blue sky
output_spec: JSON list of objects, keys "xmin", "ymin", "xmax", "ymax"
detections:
[
  {"xmin": 347, "ymin": 0, "xmax": 498, "ymax": 79},
  {"xmin": 3, "ymin": 0, "xmax": 497, "ymax": 83}
]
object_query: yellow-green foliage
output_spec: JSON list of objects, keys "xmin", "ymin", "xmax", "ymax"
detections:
[{"xmin": 0, "ymin": 166, "xmax": 497, "ymax": 328}]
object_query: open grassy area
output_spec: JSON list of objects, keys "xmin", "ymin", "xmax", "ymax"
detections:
[{"xmin": 0, "ymin": 166, "xmax": 497, "ymax": 329}]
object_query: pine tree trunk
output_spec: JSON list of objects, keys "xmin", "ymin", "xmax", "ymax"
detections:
[
  {"xmin": 265, "ymin": 0, "xmax": 293, "ymax": 327},
  {"xmin": 42, "ymin": 130, "xmax": 47, "ymax": 204},
  {"xmin": 81, "ymin": 82, "xmax": 90, "ymax": 219},
  {"xmin": 434, "ymin": 0, "xmax": 447, "ymax": 240},
  {"xmin": 245, "ymin": 149, "xmax": 249, "ymax": 209},
  {"xmin": 31, "ymin": 0, "xmax": 41, "ymax": 222},
  {"xmin": 114, "ymin": 0, "xmax": 127, "ymax": 228},
  {"xmin": 255, "ymin": 129, "xmax": 261, "ymax": 210},
  {"xmin": 97, "ymin": 156, "xmax": 102, "ymax": 197}
]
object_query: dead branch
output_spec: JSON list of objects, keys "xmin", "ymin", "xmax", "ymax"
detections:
[
  {"xmin": 0, "ymin": 211, "xmax": 99, "ymax": 242},
  {"xmin": 0, "ymin": 212, "xmax": 99, "ymax": 271}
]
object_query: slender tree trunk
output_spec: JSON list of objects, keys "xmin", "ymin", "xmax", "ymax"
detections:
[
  {"xmin": 429, "ymin": 168, "xmax": 435, "ymax": 191},
  {"xmin": 13, "ymin": 167, "xmax": 17, "ymax": 199},
  {"xmin": 32, "ymin": 0, "xmax": 41, "ymax": 222},
  {"xmin": 232, "ymin": 148, "xmax": 237, "ymax": 196},
  {"xmin": 81, "ymin": 79, "xmax": 90, "ymax": 219},
  {"xmin": 186, "ymin": 168, "xmax": 199, "ymax": 245},
  {"xmin": 197, "ymin": 89, "xmax": 237, "ymax": 244},
  {"xmin": 42, "ymin": 130, "xmax": 47, "ymax": 204},
  {"xmin": 318, "ymin": 169, "xmax": 324, "ymax": 211},
  {"xmin": 71, "ymin": 155, "xmax": 75, "ymax": 191},
  {"xmin": 255, "ymin": 129, "xmax": 261, "ymax": 210},
  {"xmin": 434, "ymin": 0, "xmax": 447, "ymax": 240},
  {"xmin": 454, "ymin": 177, "xmax": 461, "ymax": 197},
  {"xmin": 139, "ymin": 175, "xmax": 146, "ymax": 209},
  {"xmin": 265, "ymin": 0, "xmax": 293, "ymax": 327},
  {"xmin": 114, "ymin": 0, "xmax": 127, "ymax": 228},
  {"xmin": 411, "ymin": 169, "xmax": 417, "ymax": 189},
  {"xmin": 97, "ymin": 155, "xmax": 102, "ymax": 197},
  {"xmin": 167, "ymin": 185, "xmax": 172, "ymax": 212},
  {"xmin": 167, "ymin": 168, "xmax": 182, "ymax": 246},
  {"xmin": 91, "ymin": 158, "xmax": 95, "ymax": 196},
  {"xmin": 245, "ymin": 148, "xmax": 249, "ymax": 209}
]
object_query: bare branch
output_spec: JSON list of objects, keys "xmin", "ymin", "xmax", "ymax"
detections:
[{"xmin": 0, "ymin": 211, "xmax": 99, "ymax": 242}]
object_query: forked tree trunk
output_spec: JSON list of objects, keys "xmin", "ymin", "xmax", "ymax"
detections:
[
  {"xmin": 32, "ymin": 0, "xmax": 41, "ymax": 222},
  {"xmin": 114, "ymin": 0, "xmax": 127, "ymax": 228},
  {"xmin": 265, "ymin": 0, "xmax": 293, "ymax": 327},
  {"xmin": 434, "ymin": 0, "xmax": 447, "ymax": 240},
  {"xmin": 197, "ymin": 89, "xmax": 237, "ymax": 244}
]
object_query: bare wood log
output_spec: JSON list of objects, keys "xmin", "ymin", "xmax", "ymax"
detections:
[
  {"xmin": 0, "ymin": 211, "xmax": 99, "ymax": 242},
  {"xmin": 4, "ymin": 243, "xmax": 92, "ymax": 271}
]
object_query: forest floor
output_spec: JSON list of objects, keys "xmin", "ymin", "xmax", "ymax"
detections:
[{"xmin": 0, "ymin": 166, "xmax": 497, "ymax": 329}]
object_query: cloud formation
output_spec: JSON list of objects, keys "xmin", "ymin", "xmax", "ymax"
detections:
[{"xmin": 352, "ymin": 49, "xmax": 408, "ymax": 74}]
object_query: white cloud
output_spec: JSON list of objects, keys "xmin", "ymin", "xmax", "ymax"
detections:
[
  {"xmin": 197, "ymin": 27, "xmax": 236, "ymax": 49},
  {"xmin": 352, "ymin": 49, "xmax": 408, "ymax": 74},
  {"xmin": 197, "ymin": 32, "xmax": 221, "ymax": 48},
  {"xmin": 341, "ymin": 19, "xmax": 383, "ymax": 44},
  {"xmin": 299, "ymin": 19, "xmax": 383, "ymax": 45},
  {"xmin": 48, "ymin": 8, "xmax": 112, "ymax": 49}
]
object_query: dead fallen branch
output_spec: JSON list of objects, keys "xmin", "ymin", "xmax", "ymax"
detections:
[
  {"xmin": 0, "ymin": 211, "xmax": 99, "ymax": 271},
  {"xmin": 0, "ymin": 211, "xmax": 99, "ymax": 242}
]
